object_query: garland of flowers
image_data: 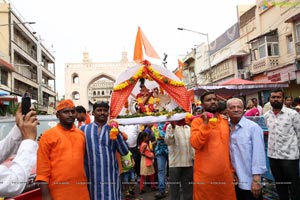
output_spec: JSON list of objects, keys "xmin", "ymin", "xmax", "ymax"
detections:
[
  {"xmin": 185, "ymin": 112, "xmax": 218, "ymax": 128},
  {"xmin": 113, "ymin": 65, "xmax": 185, "ymax": 91},
  {"xmin": 124, "ymin": 100, "xmax": 129, "ymax": 115},
  {"xmin": 108, "ymin": 120, "xmax": 119, "ymax": 140}
]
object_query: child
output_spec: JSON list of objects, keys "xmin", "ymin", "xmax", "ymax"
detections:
[
  {"xmin": 139, "ymin": 131, "xmax": 156, "ymax": 194},
  {"xmin": 121, "ymin": 147, "xmax": 135, "ymax": 200}
]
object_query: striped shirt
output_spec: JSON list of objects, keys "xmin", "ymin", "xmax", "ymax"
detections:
[
  {"xmin": 82, "ymin": 122, "xmax": 128, "ymax": 200},
  {"xmin": 164, "ymin": 124, "xmax": 194, "ymax": 167}
]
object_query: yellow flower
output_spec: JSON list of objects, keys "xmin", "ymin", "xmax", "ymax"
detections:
[
  {"xmin": 148, "ymin": 97, "xmax": 154, "ymax": 104},
  {"xmin": 137, "ymin": 97, "xmax": 143, "ymax": 104},
  {"xmin": 209, "ymin": 117, "xmax": 218, "ymax": 128}
]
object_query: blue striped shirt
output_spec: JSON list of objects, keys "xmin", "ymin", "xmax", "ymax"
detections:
[{"xmin": 81, "ymin": 122, "xmax": 128, "ymax": 200}]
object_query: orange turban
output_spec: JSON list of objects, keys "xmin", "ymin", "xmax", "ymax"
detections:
[{"xmin": 56, "ymin": 99, "xmax": 75, "ymax": 111}]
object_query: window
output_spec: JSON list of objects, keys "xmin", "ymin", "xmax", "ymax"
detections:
[
  {"xmin": 251, "ymin": 35, "xmax": 279, "ymax": 60},
  {"xmin": 286, "ymin": 35, "xmax": 293, "ymax": 54},
  {"xmin": 267, "ymin": 43, "xmax": 279, "ymax": 56},
  {"xmin": 72, "ymin": 91, "xmax": 80, "ymax": 100},
  {"xmin": 0, "ymin": 69, "xmax": 8, "ymax": 86},
  {"xmin": 72, "ymin": 74, "xmax": 79, "ymax": 84},
  {"xmin": 295, "ymin": 23, "xmax": 300, "ymax": 43}
]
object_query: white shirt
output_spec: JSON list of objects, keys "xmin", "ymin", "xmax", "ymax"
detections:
[
  {"xmin": 0, "ymin": 125, "xmax": 38, "ymax": 197},
  {"xmin": 257, "ymin": 105, "xmax": 263, "ymax": 115},
  {"xmin": 119, "ymin": 125, "xmax": 139, "ymax": 148},
  {"xmin": 0, "ymin": 125, "xmax": 22, "ymax": 163},
  {"xmin": 264, "ymin": 106, "xmax": 300, "ymax": 160}
]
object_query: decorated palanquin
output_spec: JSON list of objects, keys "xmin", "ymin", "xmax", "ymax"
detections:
[
  {"xmin": 109, "ymin": 27, "xmax": 191, "ymax": 124},
  {"xmin": 110, "ymin": 61, "xmax": 191, "ymax": 125}
]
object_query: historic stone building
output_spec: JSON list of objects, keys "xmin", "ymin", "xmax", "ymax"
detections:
[{"xmin": 64, "ymin": 51, "xmax": 136, "ymax": 111}]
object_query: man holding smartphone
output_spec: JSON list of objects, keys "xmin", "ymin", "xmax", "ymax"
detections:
[{"xmin": 0, "ymin": 104, "xmax": 39, "ymax": 197}]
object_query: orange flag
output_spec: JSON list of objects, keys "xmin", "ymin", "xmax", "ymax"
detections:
[
  {"xmin": 178, "ymin": 59, "xmax": 185, "ymax": 68},
  {"xmin": 133, "ymin": 27, "xmax": 160, "ymax": 63},
  {"xmin": 175, "ymin": 59, "xmax": 184, "ymax": 80}
]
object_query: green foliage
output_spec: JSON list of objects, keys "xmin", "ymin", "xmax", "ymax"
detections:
[
  {"xmin": 60, "ymin": 95, "xmax": 65, "ymax": 101},
  {"xmin": 0, "ymin": 106, "xmax": 4, "ymax": 116},
  {"xmin": 7, "ymin": 101, "xmax": 19, "ymax": 116},
  {"xmin": 33, "ymin": 103, "xmax": 42, "ymax": 114}
]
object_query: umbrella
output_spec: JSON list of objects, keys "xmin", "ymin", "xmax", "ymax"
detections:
[{"xmin": 193, "ymin": 78, "xmax": 289, "ymax": 98}]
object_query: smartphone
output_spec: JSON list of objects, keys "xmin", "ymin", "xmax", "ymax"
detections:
[{"xmin": 21, "ymin": 96, "xmax": 31, "ymax": 115}]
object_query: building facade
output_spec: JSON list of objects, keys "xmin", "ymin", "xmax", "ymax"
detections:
[
  {"xmin": 64, "ymin": 51, "xmax": 136, "ymax": 111},
  {"xmin": 181, "ymin": 0, "xmax": 300, "ymax": 103},
  {"xmin": 0, "ymin": 2, "xmax": 56, "ymax": 112}
]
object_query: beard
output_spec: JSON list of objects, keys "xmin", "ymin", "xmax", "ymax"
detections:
[
  {"xmin": 205, "ymin": 106, "xmax": 218, "ymax": 113},
  {"xmin": 271, "ymin": 101, "xmax": 283, "ymax": 109}
]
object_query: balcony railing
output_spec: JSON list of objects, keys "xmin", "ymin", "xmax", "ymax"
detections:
[{"xmin": 250, "ymin": 56, "xmax": 279, "ymax": 74}]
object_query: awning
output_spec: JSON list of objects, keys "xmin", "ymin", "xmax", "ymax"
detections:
[
  {"xmin": 247, "ymin": 29, "xmax": 277, "ymax": 43},
  {"xmin": 0, "ymin": 58, "xmax": 15, "ymax": 71},
  {"xmin": 192, "ymin": 78, "xmax": 289, "ymax": 99},
  {"xmin": 0, "ymin": 95, "xmax": 18, "ymax": 102},
  {"xmin": 0, "ymin": 90, "xmax": 9, "ymax": 96},
  {"xmin": 285, "ymin": 12, "xmax": 300, "ymax": 23},
  {"xmin": 211, "ymin": 49, "xmax": 249, "ymax": 66}
]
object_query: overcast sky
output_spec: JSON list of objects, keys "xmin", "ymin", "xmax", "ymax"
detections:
[{"xmin": 8, "ymin": 0, "xmax": 255, "ymax": 97}]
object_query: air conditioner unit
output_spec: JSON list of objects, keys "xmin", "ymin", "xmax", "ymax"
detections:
[
  {"xmin": 244, "ymin": 71, "xmax": 251, "ymax": 79},
  {"xmin": 238, "ymin": 70, "xmax": 245, "ymax": 75}
]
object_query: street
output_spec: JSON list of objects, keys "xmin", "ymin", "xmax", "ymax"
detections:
[{"xmin": 122, "ymin": 182, "xmax": 170, "ymax": 200}]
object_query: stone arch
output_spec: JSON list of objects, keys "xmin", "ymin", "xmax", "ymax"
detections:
[{"xmin": 86, "ymin": 73, "xmax": 115, "ymax": 108}]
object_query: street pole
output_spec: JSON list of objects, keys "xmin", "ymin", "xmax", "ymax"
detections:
[
  {"xmin": 177, "ymin": 27, "xmax": 213, "ymax": 84},
  {"xmin": 0, "ymin": 21, "xmax": 35, "ymax": 26},
  {"xmin": 37, "ymin": 35, "xmax": 43, "ymax": 107}
]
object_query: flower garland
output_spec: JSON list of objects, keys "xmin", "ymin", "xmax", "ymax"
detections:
[
  {"xmin": 137, "ymin": 96, "xmax": 152, "ymax": 113},
  {"xmin": 108, "ymin": 120, "xmax": 119, "ymax": 140},
  {"xmin": 113, "ymin": 65, "xmax": 185, "ymax": 91},
  {"xmin": 124, "ymin": 100, "xmax": 129, "ymax": 115},
  {"xmin": 185, "ymin": 112, "xmax": 218, "ymax": 128}
]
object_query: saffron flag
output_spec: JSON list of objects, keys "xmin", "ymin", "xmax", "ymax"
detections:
[
  {"xmin": 175, "ymin": 59, "xmax": 184, "ymax": 80},
  {"xmin": 133, "ymin": 27, "xmax": 160, "ymax": 63},
  {"xmin": 178, "ymin": 59, "xmax": 185, "ymax": 68}
]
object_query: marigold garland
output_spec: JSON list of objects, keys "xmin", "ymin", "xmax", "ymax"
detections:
[
  {"xmin": 113, "ymin": 65, "xmax": 184, "ymax": 91},
  {"xmin": 108, "ymin": 120, "xmax": 119, "ymax": 140},
  {"xmin": 209, "ymin": 118, "xmax": 218, "ymax": 128}
]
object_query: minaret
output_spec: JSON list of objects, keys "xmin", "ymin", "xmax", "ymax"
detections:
[
  {"xmin": 120, "ymin": 51, "xmax": 128, "ymax": 62},
  {"xmin": 83, "ymin": 51, "xmax": 90, "ymax": 63}
]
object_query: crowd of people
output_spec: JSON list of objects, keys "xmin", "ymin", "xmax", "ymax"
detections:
[{"xmin": 0, "ymin": 88, "xmax": 300, "ymax": 200}]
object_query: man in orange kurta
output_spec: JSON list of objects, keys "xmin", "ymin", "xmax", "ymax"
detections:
[
  {"xmin": 190, "ymin": 92, "xmax": 236, "ymax": 200},
  {"xmin": 35, "ymin": 99, "xmax": 89, "ymax": 199}
]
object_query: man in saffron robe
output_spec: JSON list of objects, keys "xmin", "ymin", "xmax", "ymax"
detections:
[
  {"xmin": 190, "ymin": 92, "xmax": 236, "ymax": 200},
  {"xmin": 36, "ymin": 99, "xmax": 90, "ymax": 200},
  {"xmin": 81, "ymin": 101, "xmax": 128, "ymax": 200}
]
